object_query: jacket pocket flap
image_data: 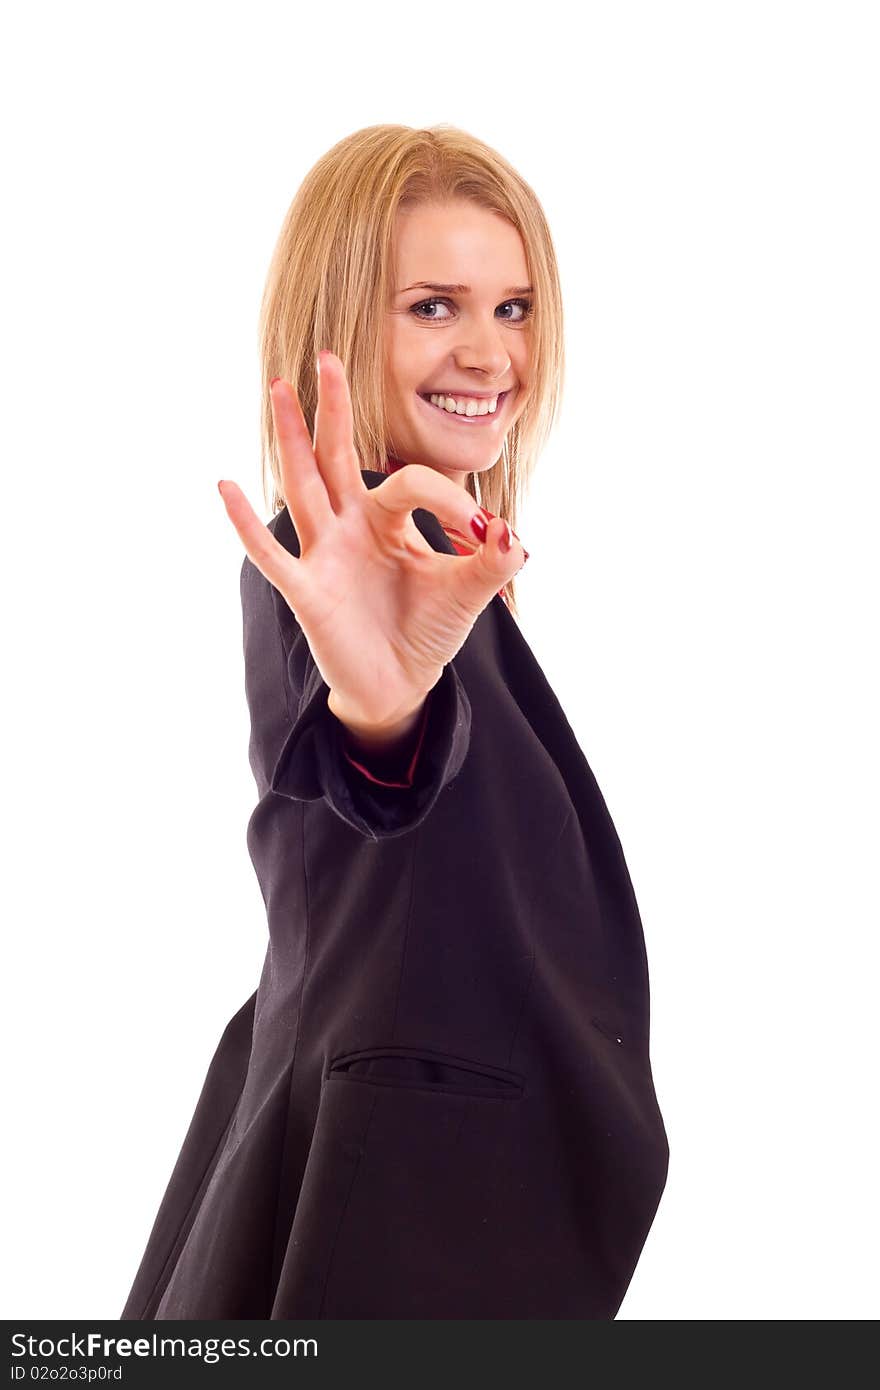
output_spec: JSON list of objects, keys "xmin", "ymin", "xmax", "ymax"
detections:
[{"xmin": 327, "ymin": 1045, "xmax": 524, "ymax": 1099}]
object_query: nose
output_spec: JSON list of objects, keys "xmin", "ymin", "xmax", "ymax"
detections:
[{"xmin": 451, "ymin": 316, "xmax": 511, "ymax": 383}]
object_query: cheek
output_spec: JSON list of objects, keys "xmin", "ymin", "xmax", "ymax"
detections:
[
  {"xmin": 382, "ymin": 342, "xmax": 417, "ymax": 403},
  {"xmin": 386, "ymin": 377, "xmax": 413, "ymax": 409},
  {"xmin": 381, "ymin": 358, "xmax": 405, "ymax": 404}
]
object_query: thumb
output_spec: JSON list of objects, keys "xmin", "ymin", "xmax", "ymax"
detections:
[{"xmin": 458, "ymin": 515, "xmax": 528, "ymax": 608}]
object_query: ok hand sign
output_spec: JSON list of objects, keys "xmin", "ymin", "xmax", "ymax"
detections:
[{"xmin": 218, "ymin": 351, "xmax": 526, "ymax": 737}]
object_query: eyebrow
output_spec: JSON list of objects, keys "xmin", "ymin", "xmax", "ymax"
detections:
[{"xmin": 398, "ymin": 281, "xmax": 533, "ymax": 296}]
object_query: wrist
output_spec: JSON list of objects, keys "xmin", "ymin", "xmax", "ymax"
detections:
[{"xmin": 328, "ymin": 694, "xmax": 427, "ymax": 758}]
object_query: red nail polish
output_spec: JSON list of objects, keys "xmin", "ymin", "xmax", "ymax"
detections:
[
  {"xmin": 482, "ymin": 506, "xmax": 522, "ymax": 543},
  {"xmin": 470, "ymin": 513, "xmax": 488, "ymax": 542}
]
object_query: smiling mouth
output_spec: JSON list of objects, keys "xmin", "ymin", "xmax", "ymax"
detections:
[{"xmin": 417, "ymin": 390, "xmax": 510, "ymax": 423}]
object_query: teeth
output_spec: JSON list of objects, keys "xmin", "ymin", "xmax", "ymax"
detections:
[{"xmin": 427, "ymin": 392, "xmax": 499, "ymax": 416}]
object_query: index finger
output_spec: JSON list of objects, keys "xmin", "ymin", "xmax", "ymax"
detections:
[{"xmin": 371, "ymin": 463, "xmax": 499, "ymax": 547}]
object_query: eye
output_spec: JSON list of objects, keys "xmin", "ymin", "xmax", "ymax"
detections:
[
  {"xmin": 410, "ymin": 298, "xmax": 454, "ymax": 321},
  {"xmin": 497, "ymin": 298, "xmax": 533, "ymax": 323},
  {"xmin": 410, "ymin": 297, "xmax": 533, "ymax": 324}
]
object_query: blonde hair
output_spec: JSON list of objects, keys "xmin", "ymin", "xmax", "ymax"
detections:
[{"xmin": 258, "ymin": 123, "xmax": 565, "ymax": 616}]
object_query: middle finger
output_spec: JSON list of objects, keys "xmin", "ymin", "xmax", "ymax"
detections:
[
  {"xmin": 270, "ymin": 376, "xmax": 335, "ymax": 553},
  {"xmin": 312, "ymin": 350, "xmax": 368, "ymax": 511}
]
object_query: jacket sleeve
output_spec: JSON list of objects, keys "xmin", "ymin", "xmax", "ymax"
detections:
[{"xmin": 240, "ymin": 546, "xmax": 471, "ymax": 842}]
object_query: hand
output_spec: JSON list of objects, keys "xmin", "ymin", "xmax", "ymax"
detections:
[{"xmin": 218, "ymin": 351, "xmax": 527, "ymax": 733}]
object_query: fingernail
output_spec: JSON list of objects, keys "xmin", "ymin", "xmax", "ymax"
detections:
[
  {"xmin": 217, "ymin": 480, "xmax": 225, "ymax": 495},
  {"xmin": 481, "ymin": 506, "xmax": 522, "ymax": 542},
  {"xmin": 270, "ymin": 376, "xmax": 282, "ymax": 388},
  {"xmin": 470, "ymin": 513, "xmax": 488, "ymax": 542},
  {"xmin": 522, "ymin": 548, "xmax": 530, "ymax": 562},
  {"xmin": 499, "ymin": 520, "xmax": 513, "ymax": 553}
]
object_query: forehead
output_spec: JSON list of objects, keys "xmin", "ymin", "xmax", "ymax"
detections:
[{"xmin": 392, "ymin": 200, "xmax": 529, "ymax": 285}]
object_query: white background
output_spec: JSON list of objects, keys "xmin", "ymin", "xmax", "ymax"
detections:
[{"xmin": 2, "ymin": 0, "xmax": 877, "ymax": 1322}]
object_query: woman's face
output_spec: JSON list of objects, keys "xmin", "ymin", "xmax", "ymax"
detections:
[{"xmin": 383, "ymin": 199, "xmax": 532, "ymax": 488}]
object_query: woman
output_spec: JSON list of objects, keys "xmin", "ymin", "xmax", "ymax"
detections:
[{"xmin": 120, "ymin": 123, "xmax": 669, "ymax": 1320}]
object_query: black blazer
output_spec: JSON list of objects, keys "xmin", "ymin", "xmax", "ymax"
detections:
[{"xmin": 120, "ymin": 469, "xmax": 669, "ymax": 1320}]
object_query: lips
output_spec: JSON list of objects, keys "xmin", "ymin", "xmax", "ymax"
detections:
[{"xmin": 418, "ymin": 390, "xmax": 510, "ymax": 422}]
